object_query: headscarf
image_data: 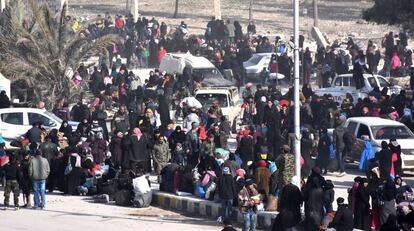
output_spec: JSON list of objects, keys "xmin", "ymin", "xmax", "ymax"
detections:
[{"xmin": 132, "ymin": 127, "xmax": 142, "ymax": 140}]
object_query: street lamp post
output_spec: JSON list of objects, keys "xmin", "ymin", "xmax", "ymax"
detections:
[{"xmin": 293, "ymin": 0, "xmax": 301, "ymax": 187}]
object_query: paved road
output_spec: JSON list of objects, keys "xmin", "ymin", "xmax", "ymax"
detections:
[{"xmin": 0, "ymin": 190, "xmax": 222, "ymax": 231}]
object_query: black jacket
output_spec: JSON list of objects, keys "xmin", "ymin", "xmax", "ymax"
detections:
[
  {"xmin": 329, "ymin": 204, "xmax": 354, "ymax": 231},
  {"xmin": 4, "ymin": 162, "xmax": 21, "ymax": 181},
  {"xmin": 218, "ymin": 174, "xmax": 238, "ymax": 200}
]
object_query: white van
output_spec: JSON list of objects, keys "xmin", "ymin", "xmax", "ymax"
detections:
[
  {"xmin": 159, "ymin": 53, "xmax": 233, "ymax": 87},
  {"xmin": 0, "ymin": 108, "xmax": 78, "ymax": 141}
]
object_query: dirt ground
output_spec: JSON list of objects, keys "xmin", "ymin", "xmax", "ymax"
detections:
[{"xmin": 69, "ymin": 0, "xmax": 398, "ymax": 45}]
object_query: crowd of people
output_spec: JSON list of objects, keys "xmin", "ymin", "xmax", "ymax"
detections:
[{"xmin": 0, "ymin": 10, "xmax": 414, "ymax": 231}]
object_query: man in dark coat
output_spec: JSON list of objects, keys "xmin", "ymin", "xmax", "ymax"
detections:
[
  {"xmin": 218, "ymin": 167, "xmax": 238, "ymax": 221},
  {"xmin": 328, "ymin": 197, "xmax": 354, "ymax": 231},
  {"xmin": 263, "ymin": 99, "xmax": 281, "ymax": 158},
  {"xmin": 375, "ymin": 141, "xmax": 392, "ymax": 181}
]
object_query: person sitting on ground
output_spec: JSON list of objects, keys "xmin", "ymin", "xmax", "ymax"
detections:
[{"xmin": 328, "ymin": 197, "xmax": 354, "ymax": 231}]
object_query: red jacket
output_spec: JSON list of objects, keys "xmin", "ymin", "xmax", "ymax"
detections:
[{"xmin": 158, "ymin": 49, "xmax": 167, "ymax": 64}]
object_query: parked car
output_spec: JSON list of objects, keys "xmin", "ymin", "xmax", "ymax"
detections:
[
  {"xmin": 243, "ymin": 53, "xmax": 272, "ymax": 78},
  {"xmin": 0, "ymin": 108, "xmax": 78, "ymax": 141},
  {"xmin": 314, "ymin": 74, "xmax": 402, "ymax": 104},
  {"xmin": 342, "ymin": 117, "xmax": 414, "ymax": 170}
]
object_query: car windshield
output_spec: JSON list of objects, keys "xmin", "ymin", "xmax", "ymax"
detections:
[
  {"xmin": 196, "ymin": 93, "xmax": 228, "ymax": 108},
  {"xmin": 367, "ymin": 77, "xmax": 378, "ymax": 88},
  {"xmin": 45, "ymin": 111, "xmax": 62, "ymax": 123},
  {"xmin": 247, "ymin": 55, "xmax": 263, "ymax": 65},
  {"xmin": 371, "ymin": 125, "xmax": 414, "ymax": 139},
  {"xmin": 378, "ymin": 77, "xmax": 390, "ymax": 87},
  {"xmin": 193, "ymin": 68, "xmax": 222, "ymax": 79}
]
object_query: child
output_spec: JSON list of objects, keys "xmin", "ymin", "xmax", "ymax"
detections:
[{"xmin": 3, "ymin": 154, "xmax": 21, "ymax": 210}]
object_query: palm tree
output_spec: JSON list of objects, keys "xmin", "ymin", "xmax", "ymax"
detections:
[{"xmin": 0, "ymin": 0, "xmax": 120, "ymax": 108}]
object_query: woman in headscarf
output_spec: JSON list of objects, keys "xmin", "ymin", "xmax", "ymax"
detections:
[
  {"xmin": 59, "ymin": 121, "xmax": 73, "ymax": 139},
  {"xmin": 109, "ymin": 131, "xmax": 124, "ymax": 169},
  {"xmin": 90, "ymin": 132, "xmax": 107, "ymax": 165},
  {"xmin": 64, "ymin": 140, "xmax": 83, "ymax": 195},
  {"xmin": 123, "ymin": 128, "xmax": 150, "ymax": 172},
  {"xmin": 354, "ymin": 178, "xmax": 371, "ymax": 231}
]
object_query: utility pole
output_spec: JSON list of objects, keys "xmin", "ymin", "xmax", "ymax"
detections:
[
  {"xmin": 313, "ymin": 0, "xmax": 318, "ymax": 27},
  {"xmin": 126, "ymin": 0, "xmax": 129, "ymax": 12},
  {"xmin": 293, "ymin": 0, "xmax": 301, "ymax": 187},
  {"xmin": 213, "ymin": 0, "xmax": 221, "ymax": 20}
]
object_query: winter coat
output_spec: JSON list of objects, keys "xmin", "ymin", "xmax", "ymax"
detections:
[
  {"xmin": 333, "ymin": 125, "xmax": 346, "ymax": 151},
  {"xmin": 29, "ymin": 155, "xmax": 50, "ymax": 180},
  {"xmin": 109, "ymin": 136, "xmax": 123, "ymax": 163},
  {"xmin": 254, "ymin": 166, "xmax": 271, "ymax": 196},
  {"xmin": 90, "ymin": 138, "xmax": 107, "ymax": 164},
  {"xmin": 275, "ymin": 153, "xmax": 295, "ymax": 189},
  {"xmin": 354, "ymin": 185, "xmax": 371, "ymax": 230},
  {"xmin": 39, "ymin": 140, "xmax": 59, "ymax": 164},
  {"xmin": 218, "ymin": 174, "xmax": 238, "ymax": 200},
  {"xmin": 375, "ymin": 148, "xmax": 393, "ymax": 180},
  {"xmin": 152, "ymin": 141, "xmax": 171, "ymax": 166},
  {"xmin": 329, "ymin": 204, "xmax": 354, "ymax": 231},
  {"xmin": 273, "ymin": 183, "xmax": 303, "ymax": 230},
  {"xmin": 359, "ymin": 141, "xmax": 376, "ymax": 172},
  {"xmin": 126, "ymin": 135, "xmax": 150, "ymax": 164},
  {"xmin": 111, "ymin": 112, "xmax": 130, "ymax": 134}
]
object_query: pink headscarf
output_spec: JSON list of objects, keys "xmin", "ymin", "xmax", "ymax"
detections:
[{"xmin": 132, "ymin": 127, "xmax": 142, "ymax": 140}]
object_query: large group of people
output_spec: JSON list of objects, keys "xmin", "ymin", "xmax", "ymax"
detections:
[{"xmin": 0, "ymin": 9, "xmax": 414, "ymax": 231}]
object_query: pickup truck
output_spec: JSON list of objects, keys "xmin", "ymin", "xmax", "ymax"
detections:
[
  {"xmin": 314, "ymin": 74, "xmax": 402, "ymax": 104},
  {"xmin": 195, "ymin": 86, "xmax": 241, "ymax": 132},
  {"xmin": 340, "ymin": 117, "xmax": 414, "ymax": 170}
]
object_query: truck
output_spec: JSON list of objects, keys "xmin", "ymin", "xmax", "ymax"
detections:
[
  {"xmin": 194, "ymin": 86, "xmax": 242, "ymax": 132},
  {"xmin": 159, "ymin": 52, "xmax": 234, "ymax": 87},
  {"xmin": 314, "ymin": 74, "xmax": 402, "ymax": 104}
]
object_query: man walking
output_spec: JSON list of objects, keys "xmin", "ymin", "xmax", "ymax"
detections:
[
  {"xmin": 29, "ymin": 150, "xmax": 50, "ymax": 209},
  {"xmin": 333, "ymin": 115, "xmax": 347, "ymax": 176}
]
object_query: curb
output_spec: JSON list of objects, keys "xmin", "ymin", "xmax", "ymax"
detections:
[{"xmin": 151, "ymin": 190, "xmax": 278, "ymax": 229}]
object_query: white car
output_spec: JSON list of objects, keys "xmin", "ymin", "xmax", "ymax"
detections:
[
  {"xmin": 343, "ymin": 117, "xmax": 414, "ymax": 170},
  {"xmin": 315, "ymin": 74, "xmax": 402, "ymax": 104},
  {"xmin": 0, "ymin": 108, "xmax": 78, "ymax": 141},
  {"xmin": 243, "ymin": 53, "xmax": 273, "ymax": 78}
]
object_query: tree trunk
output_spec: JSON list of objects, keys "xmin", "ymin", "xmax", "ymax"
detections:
[
  {"xmin": 313, "ymin": 0, "xmax": 318, "ymax": 27},
  {"xmin": 173, "ymin": 0, "xmax": 179, "ymax": 18},
  {"xmin": 213, "ymin": 0, "xmax": 221, "ymax": 20},
  {"xmin": 248, "ymin": 0, "xmax": 253, "ymax": 22}
]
